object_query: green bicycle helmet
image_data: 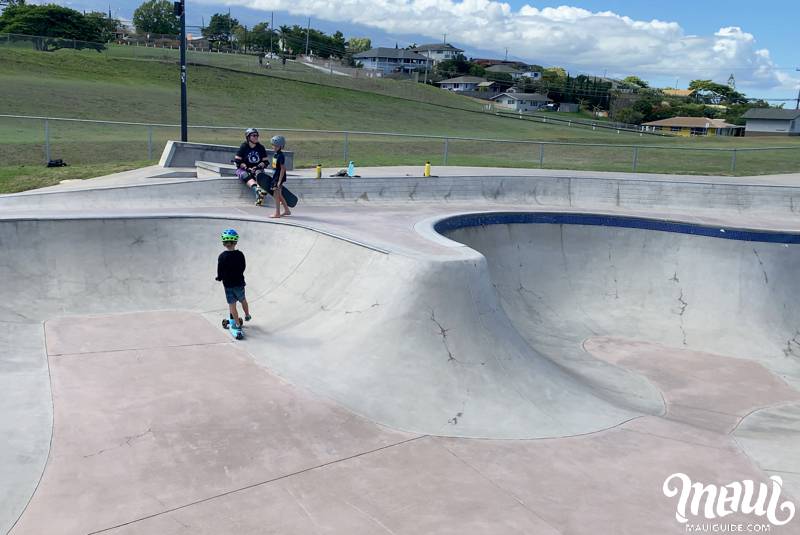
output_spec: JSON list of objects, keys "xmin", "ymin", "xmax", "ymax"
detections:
[{"xmin": 221, "ymin": 228, "xmax": 239, "ymax": 243}]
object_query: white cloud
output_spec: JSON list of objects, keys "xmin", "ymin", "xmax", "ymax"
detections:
[{"xmin": 206, "ymin": 0, "xmax": 798, "ymax": 93}]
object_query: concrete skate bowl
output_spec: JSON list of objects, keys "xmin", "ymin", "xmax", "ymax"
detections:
[
  {"xmin": 0, "ymin": 214, "xmax": 663, "ymax": 433},
  {"xmin": 436, "ymin": 213, "xmax": 800, "ymax": 387}
]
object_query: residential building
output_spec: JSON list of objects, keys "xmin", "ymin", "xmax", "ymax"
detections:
[
  {"xmin": 352, "ymin": 47, "xmax": 432, "ymax": 75},
  {"xmin": 490, "ymin": 92, "xmax": 551, "ymax": 112},
  {"xmin": 485, "ymin": 64, "xmax": 543, "ymax": 81},
  {"xmin": 472, "ymin": 59, "xmax": 528, "ymax": 69},
  {"xmin": 410, "ymin": 43, "xmax": 464, "ymax": 64},
  {"xmin": 742, "ymin": 109, "xmax": 800, "ymax": 136},
  {"xmin": 486, "ymin": 64, "xmax": 522, "ymax": 79},
  {"xmin": 436, "ymin": 76, "xmax": 487, "ymax": 92},
  {"xmin": 641, "ymin": 117, "xmax": 743, "ymax": 136}
]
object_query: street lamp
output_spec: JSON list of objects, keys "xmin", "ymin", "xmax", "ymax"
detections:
[{"xmin": 174, "ymin": 0, "xmax": 187, "ymax": 141}]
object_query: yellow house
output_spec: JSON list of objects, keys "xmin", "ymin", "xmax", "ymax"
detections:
[{"xmin": 642, "ymin": 117, "xmax": 743, "ymax": 137}]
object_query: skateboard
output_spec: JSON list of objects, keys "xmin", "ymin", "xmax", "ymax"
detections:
[
  {"xmin": 256, "ymin": 173, "xmax": 298, "ymax": 208},
  {"xmin": 222, "ymin": 314, "xmax": 244, "ymax": 340}
]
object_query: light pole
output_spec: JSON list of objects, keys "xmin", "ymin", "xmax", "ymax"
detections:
[
  {"xmin": 795, "ymin": 68, "xmax": 800, "ymax": 110},
  {"xmin": 174, "ymin": 0, "xmax": 187, "ymax": 141}
]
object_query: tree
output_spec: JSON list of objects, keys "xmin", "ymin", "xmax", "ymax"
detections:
[
  {"xmin": 0, "ymin": 3, "xmax": 105, "ymax": 50},
  {"xmin": 347, "ymin": 37, "xmax": 371, "ymax": 53},
  {"xmin": 436, "ymin": 53, "xmax": 471, "ymax": 77},
  {"xmin": 132, "ymin": 0, "xmax": 179, "ymax": 35},
  {"xmin": 688, "ymin": 79, "xmax": 748, "ymax": 105},
  {"xmin": 614, "ymin": 107, "xmax": 645, "ymax": 124},
  {"xmin": 251, "ymin": 22, "xmax": 277, "ymax": 53},
  {"xmin": 84, "ymin": 11, "xmax": 120, "ymax": 42},
  {"xmin": 203, "ymin": 13, "xmax": 239, "ymax": 48},
  {"xmin": 622, "ymin": 75, "xmax": 649, "ymax": 88}
]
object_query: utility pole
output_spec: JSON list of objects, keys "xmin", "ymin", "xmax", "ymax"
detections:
[
  {"xmin": 174, "ymin": 0, "xmax": 187, "ymax": 141},
  {"xmin": 504, "ymin": 47, "xmax": 508, "ymax": 61},
  {"xmin": 796, "ymin": 68, "xmax": 800, "ymax": 110},
  {"xmin": 443, "ymin": 33, "xmax": 446, "ymax": 44},
  {"xmin": 305, "ymin": 17, "xmax": 310, "ymax": 57},
  {"xmin": 270, "ymin": 12, "xmax": 273, "ymax": 55}
]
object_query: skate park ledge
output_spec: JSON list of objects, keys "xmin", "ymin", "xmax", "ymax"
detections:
[{"xmin": 159, "ymin": 140, "xmax": 294, "ymax": 170}]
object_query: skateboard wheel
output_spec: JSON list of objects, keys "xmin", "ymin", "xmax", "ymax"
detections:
[
  {"xmin": 236, "ymin": 333, "xmax": 243, "ymax": 340},
  {"xmin": 222, "ymin": 319, "xmax": 229, "ymax": 328}
]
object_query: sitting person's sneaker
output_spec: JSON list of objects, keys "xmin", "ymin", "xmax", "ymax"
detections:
[
  {"xmin": 244, "ymin": 314, "xmax": 252, "ymax": 322},
  {"xmin": 254, "ymin": 187, "xmax": 267, "ymax": 206}
]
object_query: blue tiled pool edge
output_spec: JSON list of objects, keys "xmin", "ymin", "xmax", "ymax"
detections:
[{"xmin": 434, "ymin": 212, "xmax": 800, "ymax": 244}]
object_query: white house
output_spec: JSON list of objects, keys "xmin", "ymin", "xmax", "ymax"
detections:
[
  {"xmin": 484, "ymin": 64, "xmax": 541, "ymax": 81},
  {"xmin": 352, "ymin": 47, "xmax": 432, "ymax": 75},
  {"xmin": 410, "ymin": 43, "xmax": 464, "ymax": 64},
  {"xmin": 489, "ymin": 92, "xmax": 551, "ymax": 112},
  {"xmin": 520, "ymin": 71, "xmax": 542, "ymax": 80},
  {"xmin": 742, "ymin": 109, "xmax": 800, "ymax": 136},
  {"xmin": 436, "ymin": 76, "xmax": 487, "ymax": 92}
]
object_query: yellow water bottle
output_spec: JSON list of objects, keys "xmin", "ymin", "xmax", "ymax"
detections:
[
  {"xmin": 315, "ymin": 163, "xmax": 322, "ymax": 179},
  {"xmin": 424, "ymin": 161, "xmax": 431, "ymax": 177}
]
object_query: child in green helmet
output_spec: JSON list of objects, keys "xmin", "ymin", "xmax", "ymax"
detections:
[{"xmin": 215, "ymin": 228, "xmax": 251, "ymax": 327}]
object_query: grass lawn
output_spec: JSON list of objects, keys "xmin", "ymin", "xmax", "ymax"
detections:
[
  {"xmin": 1, "ymin": 44, "xmax": 799, "ymax": 193},
  {"xmin": 0, "ymin": 161, "xmax": 152, "ymax": 193}
]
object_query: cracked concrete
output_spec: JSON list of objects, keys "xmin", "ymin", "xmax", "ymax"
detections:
[{"xmin": 429, "ymin": 310, "xmax": 456, "ymax": 363}]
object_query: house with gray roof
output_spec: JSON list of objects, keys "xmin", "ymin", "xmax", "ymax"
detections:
[
  {"xmin": 485, "ymin": 64, "xmax": 542, "ymax": 81},
  {"xmin": 353, "ymin": 47, "xmax": 432, "ymax": 75},
  {"xmin": 742, "ymin": 108, "xmax": 800, "ymax": 136},
  {"xmin": 410, "ymin": 43, "xmax": 464, "ymax": 64},
  {"xmin": 490, "ymin": 92, "xmax": 551, "ymax": 112},
  {"xmin": 436, "ymin": 76, "xmax": 487, "ymax": 92}
]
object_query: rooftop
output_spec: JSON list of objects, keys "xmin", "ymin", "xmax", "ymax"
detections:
[
  {"xmin": 436, "ymin": 76, "xmax": 487, "ymax": 84},
  {"xmin": 662, "ymin": 89, "xmax": 696, "ymax": 97},
  {"xmin": 742, "ymin": 108, "xmax": 800, "ymax": 120},
  {"xmin": 353, "ymin": 48, "xmax": 430, "ymax": 60},
  {"xmin": 642, "ymin": 117, "xmax": 741, "ymax": 128},
  {"xmin": 412, "ymin": 43, "xmax": 464, "ymax": 53},
  {"xmin": 490, "ymin": 92, "xmax": 550, "ymax": 101},
  {"xmin": 485, "ymin": 64, "xmax": 521, "ymax": 73}
]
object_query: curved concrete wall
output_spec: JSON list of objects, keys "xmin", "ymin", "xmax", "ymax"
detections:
[
  {"xmin": 441, "ymin": 214, "xmax": 800, "ymax": 389},
  {"xmin": 0, "ymin": 217, "xmax": 663, "ymax": 446}
]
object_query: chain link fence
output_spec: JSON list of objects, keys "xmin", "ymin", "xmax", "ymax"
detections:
[{"xmin": 2, "ymin": 114, "xmax": 799, "ymax": 176}]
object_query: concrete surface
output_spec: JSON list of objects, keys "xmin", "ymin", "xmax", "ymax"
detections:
[
  {"xmin": 159, "ymin": 141, "xmax": 294, "ymax": 170},
  {"xmin": 2, "ymin": 163, "xmax": 800, "ymax": 534}
]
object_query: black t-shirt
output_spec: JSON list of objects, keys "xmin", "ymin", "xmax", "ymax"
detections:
[
  {"xmin": 235, "ymin": 142, "xmax": 268, "ymax": 168},
  {"xmin": 217, "ymin": 249, "xmax": 246, "ymax": 288},
  {"xmin": 272, "ymin": 150, "xmax": 286, "ymax": 181}
]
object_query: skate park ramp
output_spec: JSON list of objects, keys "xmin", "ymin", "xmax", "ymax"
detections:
[
  {"xmin": 0, "ymin": 216, "xmax": 663, "ymax": 438},
  {"xmin": 3, "ymin": 210, "xmax": 800, "ymax": 533},
  {"xmin": 438, "ymin": 213, "xmax": 800, "ymax": 390}
]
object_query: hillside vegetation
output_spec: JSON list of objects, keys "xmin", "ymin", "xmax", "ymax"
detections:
[{"xmin": 1, "ymin": 45, "xmax": 799, "ymax": 192}]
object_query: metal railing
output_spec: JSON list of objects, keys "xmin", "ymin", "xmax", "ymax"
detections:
[{"xmin": 1, "ymin": 114, "xmax": 799, "ymax": 175}]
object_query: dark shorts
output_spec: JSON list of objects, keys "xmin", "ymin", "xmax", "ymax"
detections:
[
  {"xmin": 224, "ymin": 285, "xmax": 246, "ymax": 304},
  {"xmin": 236, "ymin": 168, "xmax": 268, "ymax": 184}
]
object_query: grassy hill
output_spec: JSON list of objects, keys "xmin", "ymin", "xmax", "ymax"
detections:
[{"xmin": 1, "ymin": 44, "xmax": 799, "ymax": 192}]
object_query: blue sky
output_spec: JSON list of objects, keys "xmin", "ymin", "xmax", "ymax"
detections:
[{"xmin": 55, "ymin": 0, "xmax": 799, "ymax": 100}]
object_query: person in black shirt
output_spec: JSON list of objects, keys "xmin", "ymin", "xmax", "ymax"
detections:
[
  {"xmin": 268, "ymin": 134, "xmax": 291, "ymax": 218},
  {"xmin": 234, "ymin": 128, "xmax": 269, "ymax": 206},
  {"xmin": 215, "ymin": 228, "xmax": 251, "ymax": 328}
]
